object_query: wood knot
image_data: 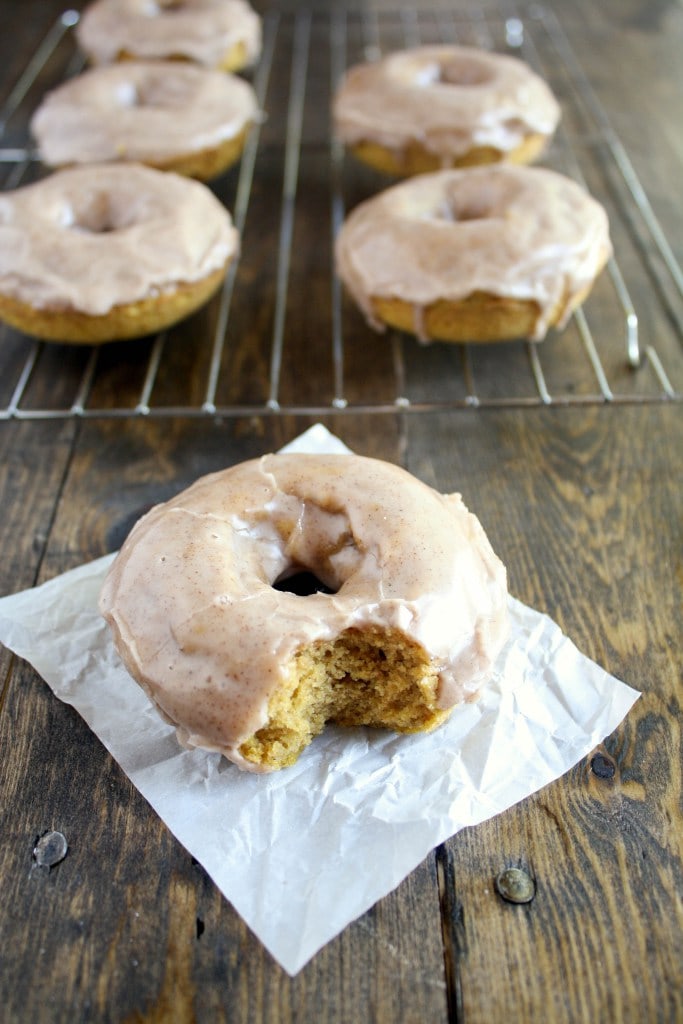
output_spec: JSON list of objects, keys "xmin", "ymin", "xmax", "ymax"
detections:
[{"xmin": 590, "ymin": 751, "xmax": 616, "ymax": 779}]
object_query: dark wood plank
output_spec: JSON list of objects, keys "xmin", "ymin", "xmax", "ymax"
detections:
[
  {"xmin": 405, "ymin": 403, "xmax": 683, "ymax": 1023},
  {"xmin": 0, "ymin": 418, "xmax": 78, "ymax": 680},
  {"xmin": 1, "ymin": 414, "xmax": 451, "ymax": 1022}
]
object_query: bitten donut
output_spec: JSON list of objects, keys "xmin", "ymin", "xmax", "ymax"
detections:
[
  {"xmin": 333, "ymin": 45, "xmax": 561, "ymax": 175},
  {"xmin": 76, "ymin": 0, "xmax": 262, "ymax": 72},
  {"xmin": 335, "ymin": 165, "xmax": 612, "ymax": 344},
  {"xmin": 0, "ymin": 164, "xmax": 238, "ymax": 344},
  {"xmin": 31, "ymin": 61, "xmax": 259, "ymax": 181},
  {"xmin": 100, "ymin": 453, "xmax": 510, "ymax": 772}
]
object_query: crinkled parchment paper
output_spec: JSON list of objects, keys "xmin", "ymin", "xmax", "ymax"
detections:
[{"xmin": 0, "ymin": 424, "xmax": 639, "ymax": 974}]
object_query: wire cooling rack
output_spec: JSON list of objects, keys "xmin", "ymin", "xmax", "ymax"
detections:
[{"xmin": 0, "ymin": 5, "xmax": 681, "ymax": 420}]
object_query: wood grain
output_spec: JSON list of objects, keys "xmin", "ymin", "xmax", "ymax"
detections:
[
  {"xmin": 0, "ymin": 417, "xmax": 78, "ymax": 691},
  {"xmin": 1, "ymin": 415, "xmax": 450, "ymax": 1023},
  {"xmin": 405, "ymin": 404, "xmax": 683, "ymax": 1022}
]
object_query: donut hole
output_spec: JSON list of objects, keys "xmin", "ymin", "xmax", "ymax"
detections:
[
  {"xmin": 144, "ymin": 0, "xmax": 187, "ymax": 14},
  {"xmin": 61, "ymin": 192, "xmax": 139, "ymax": 235},
  {"xmin": 441, "ymin": 59, "xmax": 494, "ymax": 87},
  {"xmin": 450, "ymin": 197, "xmax": 492, "ymax": 221},
  {"xmin": 116, "ymin": 74, "xmax": 196, "ymax": 109},
  {"xmin": 417, "ymin": 57, "xmax": 494, "ymax": 88},
  {"xmin": 239, "ymin": 626, "xmax": 449, "ymax": 770},
  {"xmin": 69, "ymin": 195, "xmax": 119, "ymax": 234},
  {"xmin": 435, "ymin": 180, "xmax": 505, "ymax": 223},
  {"xmin": 273, "ymin": 570, "xmax": 335, "ymax": 597},
  {"xmin": 434, "ymin": 195, "xmax": 492, "ymax": 223},
  {"xmin": 268, "ymin": 505, "xmax": 362, "ymax": 597}
]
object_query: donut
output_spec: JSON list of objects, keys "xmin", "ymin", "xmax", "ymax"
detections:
[
  {"xmin": 29, "ymin": 61, "xmax": 260, "ymax": 180},
  {"xmin": 335, "ymin": 165, "xmax": 612, "ymax": 344},
  {"xmin": 333, "ymin": 45, "xmax": 561, "ymax": 176},
  {"xmin": 76, "ymin": 0, "xmax": 262, "ymax": 73},
  {"xmin": 31, "ymin": 62, "xmax": 259, "ymax": 181},
  {"xmin": 99, "ymin": 453, "xmax": 510, "ymax": 772},
  {"xmin": 0, "ymin": 164, "xmax": 238, "ymax": 344}
]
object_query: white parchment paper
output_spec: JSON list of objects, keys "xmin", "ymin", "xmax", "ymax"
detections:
[{"xmin": 0, "ymin": 424, "xmax": 639, "ymax": 974}]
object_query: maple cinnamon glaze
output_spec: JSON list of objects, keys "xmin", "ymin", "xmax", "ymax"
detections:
[
  {"xmin": 31, "ymin": 62, "xmax": 259, "ymax": 180},
  {"xmin": 0, "ymin": 164, "xmax": 238, "ymax": 343},
  {"xmin": 76, "ymin": 0, "xmax": 262, "ymax": 72},
  {"xmin": 333, "ymin": 45, "xmax": 561, "ymax": 175},
  {"xmin": 335, "ymin": 166, "xmax": 612, "ymax": 343},
  {"xmin": 100, "ymin": 453, "xmax": 510, "ymax": 772}
]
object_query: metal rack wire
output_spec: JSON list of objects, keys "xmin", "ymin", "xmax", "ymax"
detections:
[{"xmin": 0, "ymin": 5, "xmax": 681, "ymax": 420}]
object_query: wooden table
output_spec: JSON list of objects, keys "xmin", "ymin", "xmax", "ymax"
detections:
[{"xmin": 1, "ymin": 1, "xmax": 681, "ymax": 1020}]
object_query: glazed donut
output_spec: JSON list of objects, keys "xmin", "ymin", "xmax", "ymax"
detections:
[
  {"xmin": 0, "ymin": 164, "xmax": 238, "ymax": 344},
  {"xmin": 333, "ymin": 45, "xmax": 561, "ymax": 176},
  {"xmin": 31, "ymin": 62, "xmax": 259, "ymax": 181},
  {"xmin": 335, "ymin": 165, "xmax": 612, "ymax": 344},
  {"xmin": 99, "ymin": 453, "xmax": 509, "ymax": 772},
  {"xmin": 76, "ymin": 0, "xmax": 262, "ymax": 73}
]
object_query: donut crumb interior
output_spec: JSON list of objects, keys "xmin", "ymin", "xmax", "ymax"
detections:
[{"xmin": 239, "ymin": 625, "xmax": 450, "ymax": 770}]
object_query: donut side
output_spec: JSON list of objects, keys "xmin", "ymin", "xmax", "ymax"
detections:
[
  {"xmin": 369, "ymin": 279, "xmax": 605, "ymax": 345},
  {"xmin": 0, "ymin": 265, "xmax": 227, "ymax": 344},
  {"xmin": 114, "ymin": 37, "xmax": 252, "ymax": 74},
  {"xmin": 34, "ymin": 127, "xmax": 252, "ymax": 184},
  {"xmin": 207, "ymin": 38, "xmax": 253, "ymax": 75},
  {"xmin": 346, "ymin": 132, "xmax": 551, "ymax": 178},
  {"xmin": 144, "ymin": 124, "xmax": 251, "ymax": 181}
]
